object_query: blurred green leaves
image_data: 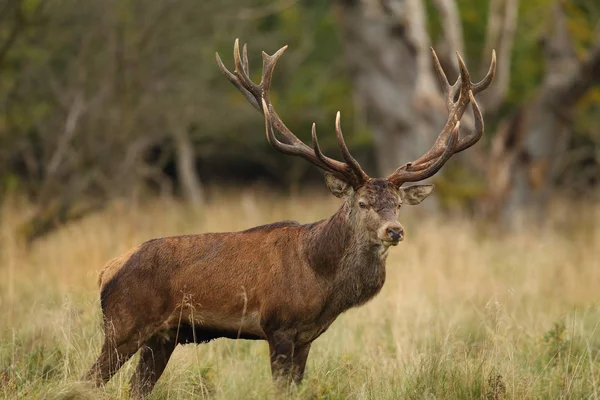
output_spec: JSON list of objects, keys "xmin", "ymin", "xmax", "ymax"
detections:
[{"xmin": 0, "ymin": 0, "xmax": 598, "ymax": 200}]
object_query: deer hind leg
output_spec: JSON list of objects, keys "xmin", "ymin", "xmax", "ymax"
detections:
[
  {"xmin": 84, "ymin": 315, "xmax": 148, "ymax": 386},
  {"xmin": 85, "ymin": 337, "xmax": 140, "ymax": 386},
  {"xmin": 129, "ymin": 333, "xmax": 177, "ymax": 400}
]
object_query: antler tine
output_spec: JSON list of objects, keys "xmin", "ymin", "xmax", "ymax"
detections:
[
  {"xmin": 398, "ymin": 94, "xmax": 482, "ymax": 173},
  {"xmin": 414, "ymin": 49, "xmax": 473, "ymax": 167},
  {"xmin": 261, "ymin": 99, "xmax": 350, "ymax": 174},
  {"xmin": 233, "ymin": 39, "xmax": 257, "ymax": 97},
  {"xmin": 473, "ymin": 50, "xmax": 496, "ymax": 94},
  {"xmin": 388, "ymin": 123, "xmax": 460, "ymax": 185},
  {"xmin": 261, "ymin": 99, "xmax": 321, "ymax": 161},
  {"xmin": 216, "ymin": 50, "xmax": 260, "ymax": 111},
  {"xmin": 311, "ymin": 122, "xmax": 330, "ymax": 168},
  {"xmin": 241, "ymin": 43, "xmax": 250, "ymax": 76},
  {"xmin": 335, "ymin": 112, "xmax": 369, "ymax": 182},
  {"xmin": 387, "ymin": 49, "xmax": 496, "ymax": 186},
  {"xmin": 456, "ymin": 52, "xmax": 471, "ymax": 88},
  {"xmin": 218, "ymin": 39, "xmax": 368, "ymax": 187},
  {"xmin": 257, "ymin": 56, "xmax": 359, "ymax": 182},
  {"xmin": 311, "ymin": 123, "xmax": 350, "ymax": 179},
  {"xmin": 431, "ymin": 48, "xmax": 450, "ymax": 88},
  {"xmin": 454, "ymin": 91, "xmax": 484, "ymax": 152},
  {"xmin": 216, "ymin": 39, "xmax": 304, "ymax": 147},
  {"xmin": 260, "ymin": 47, "xmax": 287, "ymax": 104},
  {"xmin": 420, "ymin": 90, "xmax": 484, "ymax": 160},
  {"xmin": 431, "ymin": 48, "xmax": 463, "ymax": 112}
]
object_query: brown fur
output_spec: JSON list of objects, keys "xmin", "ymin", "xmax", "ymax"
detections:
[
  {"xmin": 85, "ymin": 38, "xmax": 493, "ymax": 397},
  {"xmin": 85, "ymin": 178, "xmax": 433, "ymax": 398},
  {"xmin": 98, "ymin": 246, "xmax": 140, "ymax": 288}
]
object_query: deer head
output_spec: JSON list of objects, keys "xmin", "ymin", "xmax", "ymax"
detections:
[{"xmin": 216, "ymin": 40, "xmax": 496, "ymax": 247}]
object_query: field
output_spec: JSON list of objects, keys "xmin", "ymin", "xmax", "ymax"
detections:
[{"xmin": 1, "ymin": 189, "xmax": 599, "ymax": 399}]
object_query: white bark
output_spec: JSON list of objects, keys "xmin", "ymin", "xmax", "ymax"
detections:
[
  {"xmin": 336, "ymin": 0, "xmax": 444, "ymax": 177},
  {"xmin": 481, "ymin": 0, "xmax": 519, "ymax": 114},
  {"xmin": 432, "ymin": 0, "xmax": 464, "ymax": 73},
  {"xmin": 493, "ymin": 4, "xmax": 600, "ymax": 228},
  {"xmin": 172, "ymin": 127, "xmax": 204, "ymax": 206}
]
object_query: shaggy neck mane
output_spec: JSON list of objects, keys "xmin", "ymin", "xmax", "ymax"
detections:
[
  {"xmin": 304, "ymin": 203, "xmax": 353, "ymax": 275},
  {"xmin": 304, "ymin": 202, "xmax": 384, "ymax": 274},
  {"xmin": 303, "ymin": 202, "xmax": 388, "ymax": 315}
]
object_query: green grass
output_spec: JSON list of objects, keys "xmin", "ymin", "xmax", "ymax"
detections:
[{"xmin": 1, "ymin": 190, "xmax": 599, "ymax": 399}]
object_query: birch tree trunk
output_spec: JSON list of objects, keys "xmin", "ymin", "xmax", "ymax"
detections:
[
  {"xmin": 488, "ymin": 4, "xmax": 600, "ymax": 228},
  {"xmin": 334, "ymin": 0, "xmax": 514, "ymax": 180},
  {"xmin": 334, "ymin": 0, "xmax": 443, "ymax": 177},
  {"xmin": 172, "ymin": 127, "xmax": 204, "ymax": 206}
]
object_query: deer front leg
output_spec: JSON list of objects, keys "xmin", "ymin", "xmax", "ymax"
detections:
[
  {"xmin": 291, "ymin": 342, "xmax": 311, "ymax": 383},
  {"xmin": 266, "ymin": 328, "xmax": 297, "ymax": 386}
]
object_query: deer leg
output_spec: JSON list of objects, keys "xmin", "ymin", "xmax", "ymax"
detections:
[
  {"xmin": 85, "ymin": 338, "xmax": 139, "ymax": 385},
  {"xmin": 84, "ymin": 316, "xmax": 150, "ymax": 386},
  {"xmin": 291, "ymin": 342, "xmax": 311, "ymax": 384},
  {"xmin": 129, "ymin": 333, "xmax": 177, "ymax": 400},
  {"xmin": 266, "ymin": 328, "xmax": 297, "ymax": 386}
]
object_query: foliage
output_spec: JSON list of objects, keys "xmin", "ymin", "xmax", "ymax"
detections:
[
  {"xmin": 0, "ymin": 0, "xmax": 357, "ymax": 196},
  {"xmin": 0, "ymin": 0, "xmax": 598, "ymax": 227}
]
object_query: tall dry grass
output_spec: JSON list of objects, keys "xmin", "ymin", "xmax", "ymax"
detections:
[{"xmin": 0, "ymin": 188, "xmax": 599, "ymax": 399}]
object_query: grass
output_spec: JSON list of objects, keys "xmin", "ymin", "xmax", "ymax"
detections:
[{"xmin": 0, "ymin": 188, "xmax": 599, "ymax": 399}]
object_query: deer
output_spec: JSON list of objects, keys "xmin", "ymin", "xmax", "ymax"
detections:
[{"xmin": 85, "ymin": 39, "xmax": 495, "ymax": 399}]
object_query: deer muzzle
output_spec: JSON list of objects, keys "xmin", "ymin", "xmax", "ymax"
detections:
[{"xmin": 378, "ymin": 222, "xmax": 404, "ymax": 246}]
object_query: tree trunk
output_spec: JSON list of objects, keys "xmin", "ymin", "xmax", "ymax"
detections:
[
  {"xmin": 172, "ymin": 127, "xmax": 204, "ymax": 206},
  {"xmin": 334, "ymin": 0, "xmax": 515, "ymax": 195},
  {"xmin": 498, "ymin": 97, "xmax": 570, "ymax": 227},
  {"xmin": 334, "ymin": 0, "xmax": 442, "ymax": 177},
  {"xmin": 487, "ymin": 4, "xmax": 600, "ymax": 228}
]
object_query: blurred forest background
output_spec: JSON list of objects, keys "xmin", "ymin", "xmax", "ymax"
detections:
[
  {"xmin": 1, "ymin": 2, "xmax": 600, "ymax": 397},
  {"xmin": 0, "ymin": 0, "xmax": 599, "ymax": 242}
]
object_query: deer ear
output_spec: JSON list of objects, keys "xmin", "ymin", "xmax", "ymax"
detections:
[
  {"xmin": 324, "ymin": 173, "xmax": 353, "ymax": 198},
  {"xmin": 400, "ymin": 184, "xmax": 434, "ymax": 205}
]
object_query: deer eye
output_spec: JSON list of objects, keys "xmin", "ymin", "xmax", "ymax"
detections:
[{"xmin": 358, "ymin": 200, "xmax": 368, "ymax": 209}]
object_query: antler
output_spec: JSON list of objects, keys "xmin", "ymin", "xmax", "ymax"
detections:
[
  {"xmin": 216, "ymin": 39, "xmax": 369, "ymax": 188},
  {"xmin": 387, "ymin": 49, "xmax": 497, "ymax": 186}
]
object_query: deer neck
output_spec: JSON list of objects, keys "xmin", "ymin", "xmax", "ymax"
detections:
[{"xmin": 305, "ymin": 202, "xmax": 388, "ymax": 310}]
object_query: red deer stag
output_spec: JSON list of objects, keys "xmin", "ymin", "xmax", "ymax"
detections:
[{"xmin": 86, "ymin": 39, "xmax": 495, "ymax": 398}]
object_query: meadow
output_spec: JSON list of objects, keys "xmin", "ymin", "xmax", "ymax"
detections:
[{"xmin": 1, "ymin": 189, "xmax": 599, "ymax": 399}]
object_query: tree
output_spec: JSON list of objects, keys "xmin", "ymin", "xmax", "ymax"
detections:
[
  {"xmin": 0, "ymin": 0, "xmax": 360, "ymax": 241},
  {"xmin": 333, "ymin": 0, "xmax": 515, "ymax": 177},
  {"xmin": 484, "ymin": 3, "xmax": 600, "ymax": 226},
  {"xmin": 1, "ymin": 0, "xmax": 598, "ymax": 241},
  {"xmin": 334, "ymin": 0, "xmax": 600, "ymax": 224}
]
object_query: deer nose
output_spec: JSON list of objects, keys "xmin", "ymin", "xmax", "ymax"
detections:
[{"xmin": 386, "ymin": 227, "xmax": 404, "ymax": 242}]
